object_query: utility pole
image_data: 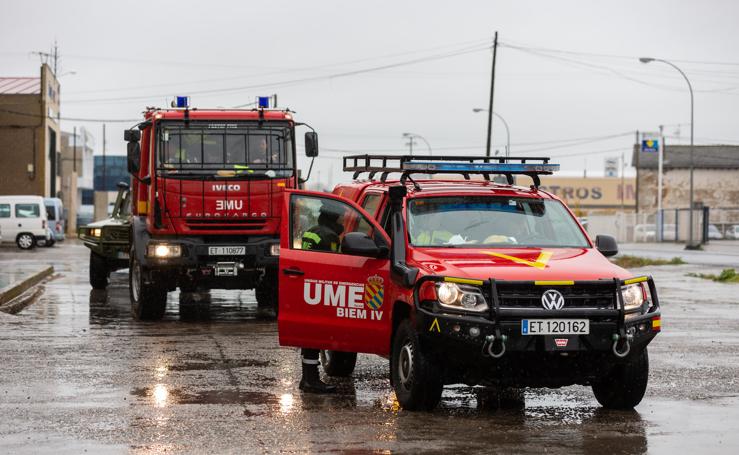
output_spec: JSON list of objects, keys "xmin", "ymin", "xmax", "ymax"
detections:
[
  {"xmin": 73, "ymin": 126, "xmax": 77, "ymax": 173},
  {"xmin": 405, "ymin": 136, "xmax": 416, "ymax": 156},
  {"xmin": 657, "ymin": 125, "xmax": 664, "ymax": 241},
  {"xmin": 102, "ymin": 123, "xmax": 106, "ymax": 194},
  {"xmin": 53, "ymin": 40, "xmax": 58, "ymax": 75},
  {"xmin": 485, "ymin": 31, "xmax": 498, "ymax": 157}
]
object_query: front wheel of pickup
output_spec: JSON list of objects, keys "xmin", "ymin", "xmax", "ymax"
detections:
[
  {"xmin": 391, "ymin": 319, "xmax": 443, "ymax": 411},
  {"xmin": 321, "ymin": 350, "xmax": 357, "ymax": 377},
  {"xmin": 129, "ymin": 249, "xmax": 167, "ymax": 321},
  {"xmin": 255, "ymin": 269, "xmax": 278, "ymax": 319},
  {"xmin": 89, "ymin": 251, "xmax": 110, "ymax": 289},
  {"xmin": 592, "ymin": 348, "xmax": 649, "ymax": 410}
]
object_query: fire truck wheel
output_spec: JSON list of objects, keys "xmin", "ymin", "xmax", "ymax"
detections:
[
  {"xmin": 89, "ymin": 251, "xmax": 110, "ymax": 290},
  {"xmin": 129, "ymin": 252, "xmax": 167, "ymax": 321},
  {"xmin": 391, "ymin": 319, "xmax": 443, "ymax": 411},
  {"xmin": 320, "ymin": 350, "xmax": 357, "ymax": 377},
  {"xmin": 256, "ymin": 271, "xmax": 278, "ymax": 318},
  {"xmin": 592, "ymin": 348, "xmax": 649, "ymax": 410}
]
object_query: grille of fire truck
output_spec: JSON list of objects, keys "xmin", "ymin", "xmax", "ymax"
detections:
[
  {"xmin": 185, "ymin": 218, "xmax": 267, "ymax": 231},
  {"xmin": 495, "ymin": 282, "xmax": 616, "ymax": 310},
  {"xmin": 342, "ymin": 155, "xmax": 558, "ymax": 187}
]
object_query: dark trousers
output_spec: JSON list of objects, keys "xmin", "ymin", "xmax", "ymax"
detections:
[{"xmin": 301, "ymin": 348, "xmax": 319, "ymax": 362}]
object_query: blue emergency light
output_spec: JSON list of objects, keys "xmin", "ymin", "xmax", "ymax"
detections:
[
  {"xmin": 258, "ymin": 96, "xmax": 270, "ymax": 108},
  {"xmin": 402, "ymin": 161, "xmax": 560, "ymax": 174},
  {"xmin": 173, "ymin": 96, "xmax": 190, "ymax": 108}
]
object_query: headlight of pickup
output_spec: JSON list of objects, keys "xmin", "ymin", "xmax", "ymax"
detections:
[
  {"xmin": 622, "ymin": 283, "xmax": 646, "ymax": 310},
  {"xmin": 147, "ymin": 243, "xmax": 182, "ymax": 258},
  {"xmin": 90, "ymin": 228, "xmax": 102, "ymax": 237},
  {"xmin": 436, "ymin": 282, "xmax": 488, "ymax": 313}
]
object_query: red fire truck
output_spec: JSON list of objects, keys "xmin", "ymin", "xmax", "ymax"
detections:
[
  {"xmin": 124, "ymin": 97, "xmax": 318, "ymax": 320},
  {"xmin": 277, "ymin": 155, "xmax": 661, "ymax": 411}
]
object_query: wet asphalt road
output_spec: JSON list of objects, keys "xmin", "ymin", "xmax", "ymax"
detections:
[{"xmin": 1, "ymin": 241, "xmax": 738, "ymax": 454}]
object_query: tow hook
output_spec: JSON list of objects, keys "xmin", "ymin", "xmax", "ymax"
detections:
[
  {"xmin": 612, "ymin": 331, "xmax": 634, "ymax": 358},
  {"xmin": 483, "ymin": 334, "xmax": 507, "ymax": 358}
]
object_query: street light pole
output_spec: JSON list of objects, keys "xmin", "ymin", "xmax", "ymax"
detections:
[
  {"xmin": 639, "ymin": 57, "xmax": 697, "ymax": 248},
  {"xmin": 473, "ymin": 109, "xmax": 510, "ymax": 157},
  {"xmin": 402, "ymin": 132, "xmax": 432, "ymax": 156}
]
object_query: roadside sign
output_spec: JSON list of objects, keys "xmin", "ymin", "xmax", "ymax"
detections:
[{"xmin": 641, "ymin": 139, "xmax": 659, "ymax": 153}]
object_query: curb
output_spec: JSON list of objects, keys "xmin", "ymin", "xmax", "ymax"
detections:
[{"xmin": 0, "ymin": 266, "xmax": 54, "ymax": 308}]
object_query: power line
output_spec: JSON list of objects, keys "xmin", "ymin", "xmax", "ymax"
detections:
[
  {"xmin": 62, "ymin": 43, "xmax": 490, "ymax": 105},
  {"xmin": 0, "ymin": 107, "xmax": 138, "ymax": 123},
  {"xmin": 63, "ymin": 37, "xmax": 491, "ymax": 96}
]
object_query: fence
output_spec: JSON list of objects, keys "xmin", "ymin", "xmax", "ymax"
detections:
[{"xmin": 585, "ymin": 208, "xmax": 724, "ymax": 243}]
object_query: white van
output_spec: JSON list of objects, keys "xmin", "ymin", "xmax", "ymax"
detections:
[
  {"xmin": 0, "ymin": 195, "xmax": 51, "ymax": 249},
  {"xmin": 44, "ymin": 197, "xmax": 65, "ymax": 245}
]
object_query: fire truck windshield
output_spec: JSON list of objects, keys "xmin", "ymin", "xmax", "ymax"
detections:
[
  {"xmin": 157, "ymin": 122, "xmax": 294, "ymax": 178},
  {"xmin": 407, "ymin": 196, "xmax": 589, "ymax": 248}
]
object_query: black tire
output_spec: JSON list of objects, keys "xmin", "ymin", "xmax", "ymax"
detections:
[
  {"xmin": 320, "ymin": 350, "xmax": 358, "ymax": 377},
  {"xmin": 16, "ymin": 233, "xmax": 36, "ymax": 250},
  {"xmin": 592, "ymin": 348, "xmax": 649, "ymax": 410},
  {"xmin": 44, "ymin": 238, "xmax": 55, "ymax": 247},
  {"xmin": 391, "ymin": 319, "xmax": 443, "ymax": 411},
  {"xmin": 89, "ymin": 251, "xmax": 110, "ymax": 290},
  {"xmin": 255, "ymin": 269, "xmax": 278, "ymax": 319},
  {"xmin": 129, "ymin": 248, "xmax": 167, "ymax": 321}
]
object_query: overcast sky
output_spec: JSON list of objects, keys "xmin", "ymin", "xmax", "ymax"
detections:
[{"xmin": 2, "ymin": 0, "xmax": 738, "ymax": 187}]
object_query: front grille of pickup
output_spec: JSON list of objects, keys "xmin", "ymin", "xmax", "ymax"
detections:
[
  {"xmin": 186, "ymin": 218, "xmax": 266, "ymax": 231},
  {"xmin": 106, "ymin": 230, "xmax": 130, "ymax": 241},
  {"xmin": 496, "ymin": 284, "xmax": 616, "ymax": 309}
]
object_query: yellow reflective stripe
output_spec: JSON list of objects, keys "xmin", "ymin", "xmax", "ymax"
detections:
[
  {"xmin": 137, "ymin": 201, "xmax": 148, "ymax": 214},
  {"xmin": 624, "ymin": 276, "xmax": 648, "ymax": 285},
  {"xmin": 302, "ymin": 232, "xmax": 322, "ymax": 245},
  {"xmin": 534, "ymin": 280, "xmax": 575, "ymax": 286},
  {"xmin": 444, "ymin": 277, "xmax": 484, "ymax": 286},
  {"xmin": 482, "ymin": 251, "xmax": 553, "ymax": 270}
]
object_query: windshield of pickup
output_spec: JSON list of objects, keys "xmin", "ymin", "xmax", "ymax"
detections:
[
  {"xmin": 407, "ymin": 196, "xmax": 589, "ymax": 248},
  {"xmin": 157, "ymin": 121, "xmax": 293, "ymax": 178}
]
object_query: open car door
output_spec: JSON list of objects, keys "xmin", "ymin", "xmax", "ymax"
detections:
[{"xmin": 278, "ymin": 189, "xmax": 392, "ymax": 356}]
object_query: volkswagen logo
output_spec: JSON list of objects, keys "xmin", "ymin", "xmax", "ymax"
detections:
[{"xmin": 541, "ymin": 289, "xmax": 565, "ymax": 310}]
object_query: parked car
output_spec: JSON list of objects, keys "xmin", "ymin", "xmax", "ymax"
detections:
[
  {"xmin": 725, "ymin": 225, "xmax": 739, "ymax": 240},
  {"xmin": 0, "ymin": 195, "xmax": 52, "ymax": 249},
  {"xmin": 708, "ymin": 224, "xmax": 724, "ymax": 240},
  {"xmin": 634, "ymin": 224, "xmax": 656, "ymax": 242},
  {"xmin": 43, "ymin": 197, "xmax": 65, "ymax": 246},
  {"xmin": 76, "ymin": 204, "xmax": 94, "ymax": 228}
]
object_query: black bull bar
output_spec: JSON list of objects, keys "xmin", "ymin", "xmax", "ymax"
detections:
[{"xmin": 411, "ymin": 275, "xmax": 661, "ymax": 358}]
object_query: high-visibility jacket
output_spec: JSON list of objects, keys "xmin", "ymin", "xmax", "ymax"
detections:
[{"xmin": 301, "ymin": 224, "xmax": 340, "ymax": 252}]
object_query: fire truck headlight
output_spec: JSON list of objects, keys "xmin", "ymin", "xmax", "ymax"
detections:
[
  {"xmin": 269, "ymin": 244, "xmax": 280, "ymax": 256},
  {"xmin": 147, "ymin": 243, "xmax": 182, "ymax": 258},
  {"xmin": 436, "ymin": 282, "xmax": 488, "ymax": 313}
]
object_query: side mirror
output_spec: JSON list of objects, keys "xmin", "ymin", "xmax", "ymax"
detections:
[
  {"xmin": 341, "ymin": 232, "xmax": 386, "ymax": 258},
  {"xmin": 595, "ymin": 235, "xmax": 618, "ymax": 257},
  {"xmin": 124, "ymin": 129, "xmax": 141, "ymax": 142},
  {"xmin": 127, "ymin": 141, "xmax": 141, "ymax": 174},
  {"xmin": 305, "ymin": 132, "xmax": 319, "ymax": 157}
]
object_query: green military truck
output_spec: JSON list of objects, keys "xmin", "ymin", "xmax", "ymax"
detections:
[{"xmin": 78, "ymin": 182, "xmax": 132, "ymax": 290}]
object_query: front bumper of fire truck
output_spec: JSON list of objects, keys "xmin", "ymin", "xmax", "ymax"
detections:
[{"xmin": 412, "ymin": 275, "xmax": 661, "ymax": 360}]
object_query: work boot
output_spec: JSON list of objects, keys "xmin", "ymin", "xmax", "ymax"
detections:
[{"xmin": 299, "ymin": 360, "xmax": 337, "ymax": 394}]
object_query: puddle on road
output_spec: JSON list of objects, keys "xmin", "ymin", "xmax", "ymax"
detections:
[
  {"xmin": 130, "ymin": 386, "xmax": 277, "ymax": 407},
  {"xmin": 167, "ymin": 358, "xmax": 270, "ymax": 371}
]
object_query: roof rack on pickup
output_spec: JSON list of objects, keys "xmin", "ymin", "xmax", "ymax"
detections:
[{"xmin": 342, "ymin": 155, "xmax": 558, "ymax": 188}]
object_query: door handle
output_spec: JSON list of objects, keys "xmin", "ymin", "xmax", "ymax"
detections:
[{"xmin": 282, "ymin": 267, "xmax": 304, "ymax": 276}]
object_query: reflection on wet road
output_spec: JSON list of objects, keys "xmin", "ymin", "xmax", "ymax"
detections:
[{"xmin": 1, "ymin": 243, "xmax": 738, "ymax": 453}]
